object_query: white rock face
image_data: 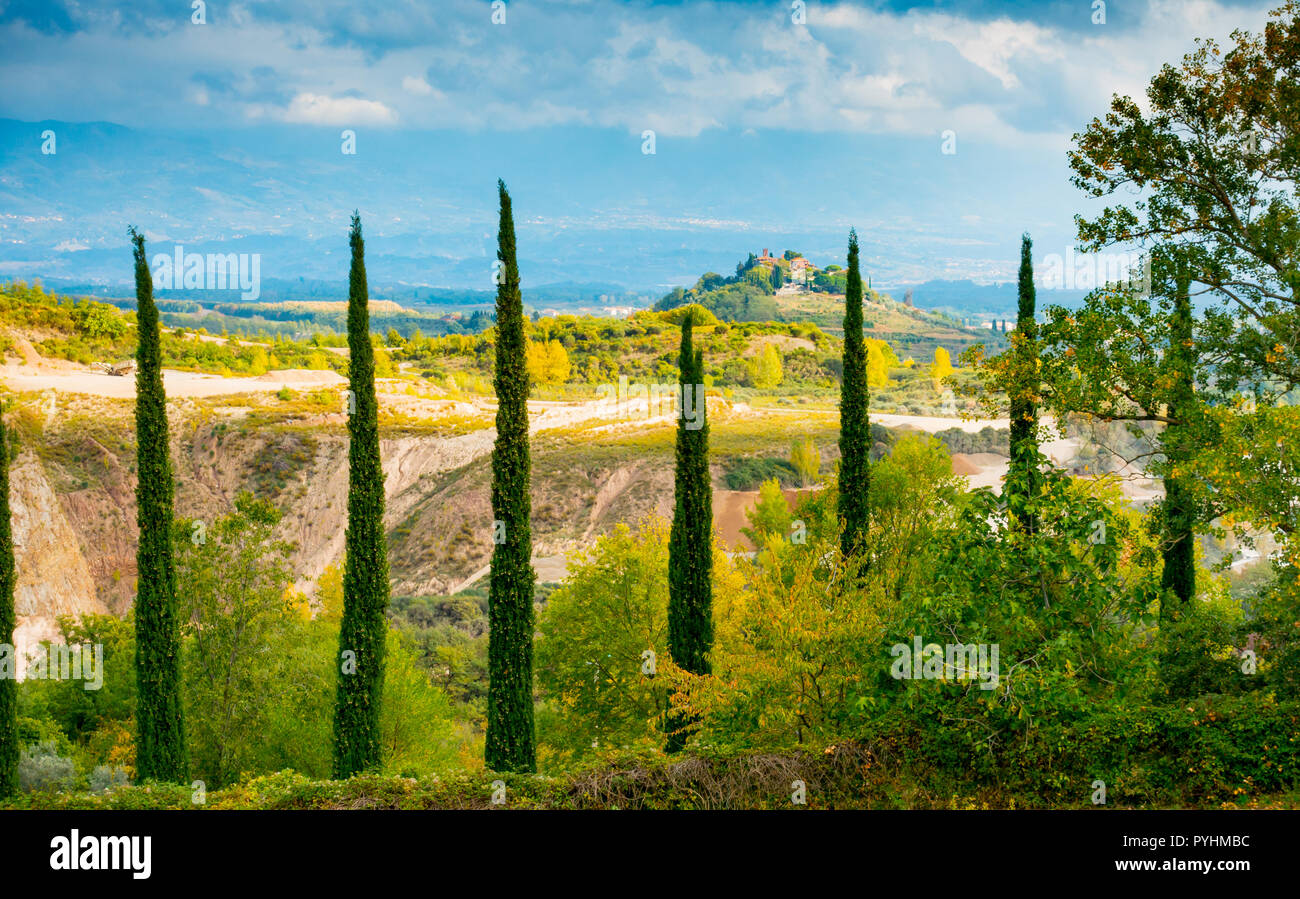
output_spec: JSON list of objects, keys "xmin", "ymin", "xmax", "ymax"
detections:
[{"xmin": 9, "ymin": 452, "xmax": 106, "ymax": 679}]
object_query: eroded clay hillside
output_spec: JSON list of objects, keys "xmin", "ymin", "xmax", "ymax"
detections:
[
  {"xmin": 4, "ymin": 386, "xmax": 708, "ymax": 643},
  {"xmin": 4, "ymin": 362, "xmax": 1035, "ymax": 649}
]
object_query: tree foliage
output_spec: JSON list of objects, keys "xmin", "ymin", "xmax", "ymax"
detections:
[
  {"xmin": 130, "ymin": 227, "xmax": 187, "ymax": 784},
  {"xmin": 838, "ymin": 229, "xmax": 871, "ymax": 558},
  {"xmin": 666, "ymin": 313, "xmax": 713, "ymax": 751},
  {"xmin": 486, "ymin": 181, "xmax": 537, "ymax": 773},
  {"xmin": 333, "ymin": 212, "xmax": 392, "ymax": 778}
]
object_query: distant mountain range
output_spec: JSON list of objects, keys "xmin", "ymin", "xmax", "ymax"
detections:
[
  {"xmin": 30, "ymin": 277, "xmax": 655, "ymax": 315},
  {"xmin": 897, "ymin": 279, "xmax": 1092, "ymax": 318},
  {"xmin": 32, "ymin": 272, "xmax": 1089, "ymax": 321},
  {"xmin": 0, "ymin": 118, "xmax": 1087, "ymax": 300}
]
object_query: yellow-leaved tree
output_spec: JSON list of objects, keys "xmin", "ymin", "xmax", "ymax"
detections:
[
  {"xmin": 931, "ymin": 346, "xmax": 955, "ymax": 391},
  {"xmin": 866, "ymin": 340, "xmax": 891, "ymax": 388},
  {"xmin": 527, "ymin": 339, "xmax": 570, "ymax": 385},
  {"xmin": 789, "ymin": 437, "xmax": 820, "ymax": 487},
  {"xmin": 750, "ymin": 343, "xmax": 784, "ymax": 388}
]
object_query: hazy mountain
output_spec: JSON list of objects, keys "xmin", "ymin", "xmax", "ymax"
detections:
[{"xmin": 0, "ymin": 118, "xmax": 1082, "ymax": 296}]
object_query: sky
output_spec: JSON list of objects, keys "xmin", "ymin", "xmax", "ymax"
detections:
[{"xmin": 0, "ymin": 0, "xmax": 1283, "ymax": 296}]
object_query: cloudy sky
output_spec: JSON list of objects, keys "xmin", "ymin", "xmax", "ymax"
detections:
[{"xmin": 0, "ymin": 0, "xmax": 1283, "ymax": 293}]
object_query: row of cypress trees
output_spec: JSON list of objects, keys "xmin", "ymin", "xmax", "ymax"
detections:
[
  {"xmin": 0, "ymin": 210, "xmax": 1196, "ymax": 790},
  {"xmin": 98, "ymin": 193, "xmax": 543, "ymax": 782},
  {"xmin": 0, "ymin": 219, "xmax": 879, "ymax": 786},
  {"xmin": 117, "ymin": 217, "xmax": 399, "ymax": 783}
]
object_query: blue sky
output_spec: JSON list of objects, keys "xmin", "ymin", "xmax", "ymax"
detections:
[{"xmin": 0, "ymin": 0, "xmax": 1282, "ymax": 294}]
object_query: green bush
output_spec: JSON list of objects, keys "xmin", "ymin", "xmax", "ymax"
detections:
[
  {"xmin": 18, "ymin": 741, "xmax": 77, "ymax": 793},
  {"xmin": 722, "ymin": 456, "xmax": 798, "ymax": 490}
]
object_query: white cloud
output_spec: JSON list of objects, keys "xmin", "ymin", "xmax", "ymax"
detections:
[
  {"xmin": 912, "ymin": 15, "xmax": 1063, "ymax": 91},
  {"xmin": 280, "ymin": 92, "xmax": 398, "ymax": 126},
  {"xmin": 401, "ymin": 75, "xmax": 439, "ymax": 98},
  {"xmin": 0, "ymin": 0, "xmax": 1281, "ymax": 147}
]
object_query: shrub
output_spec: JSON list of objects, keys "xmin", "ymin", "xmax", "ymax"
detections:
[
  {"xmin": 90, "ymin": 765, "xmax": 131, "ymax": 793},
  {"xmin": 19, "ymin": 741, "xmax": 76, "ymax": 793},
  {"xmin": 722, "ymin": 456, "xmax": 797, "ymax": 490}
]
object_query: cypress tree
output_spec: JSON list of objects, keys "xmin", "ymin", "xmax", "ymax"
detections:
[
  {"xmin": 0, "ymin": 404, "xmax": 16, "ymax": 799},
  {"xmin": 130, "ymin": 227, "xmax": 187, "ymax": 783},
  {"xmin": 1008, "ymin": 233, "xmax": 1041, "ymax": 534},
  {"xmin": 485, "ymin": 180, "xmax": 536, "ymax": 773},
  {"xmin": 666, "ymin": 313, "xmax": 713, "ymax": 753},
  {"xmin": 1160, "ymin": 263, "xmax": 1196, "ymax": 614},
  {"xmin": 332, "ymin": 213, "xmax": 392, "ymax": 778},
  {"xmin": 838, "ymin": 229, "xmax": 870, "ymax": 558}
]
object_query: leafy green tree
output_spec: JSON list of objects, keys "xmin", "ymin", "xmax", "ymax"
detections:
[
  {"xmin": 889, "ymin": 472, "xmax": 1157, "ymax": 747},
  {"xmin": 750, "ymin": 342, "xmax": 783, "ymax": 388},
  {"xmin": 486, "ymin": 180, "xmax": 537, "ymax": 773},
  {"xmin": 21, "ymin": 614, "xmax": 137, "ymax": 746},
  {"xmin": 869, "ymin": 434, "xmax": 965, "ymax": 603},
  {"xmin": 378, "ymin": 632, "xmax": 463, "ymax": 776},
  {"xmin": 1032, "ymin": 250, "xmax": 1212, "ymax": 620},
  {"xmin": 1007, "ymin": 233, "xmax": 1042, "ymax": 534},
  {"xmin": 666, "ymin": 312, "xmax": 712, "ymax": 752},
  {"xmin": 689, "ymin": 505, "xmax": 881, "ymax": 749},
  {"xmin": 129, "ymin": 227, "xmax": 187, "ymax": 784},
  {"xmin": 790, "ymin": 437, "xmax": 820, "ymax": 487},
  {"xmin": 177, "ymin": 494, "xmax": 298, "ymax": 786},
  {"xmin": 537, "ymin": 520, "xmax": 673, "ymax": 763},
  {"xmin": 742, "ymin": 478, "xmax": 792, "ymax": 547},
  {"xmin": 333, "ymin": 213, "xmax": 392, "ymax": 778},
  {"xmin": 838, "ymin": 229, "xmax": 870, "ymax": 557},
  {"xmin": 1068, "ymin": 3, "xmax": 1300, "ymax": 511},
  {"xmin": 0, "ymin": 404, "xmax": 15, "ymax": 799}
]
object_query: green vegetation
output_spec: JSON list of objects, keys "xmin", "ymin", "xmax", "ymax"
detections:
[
  {"xmin": 666, "ymin": 314, "xmax": 713, "ymax": 752},
  {"xmin": 333, "ymin": 213, "xmax": 392, "ymax": 778},
  {"xmin": 0, "ymin": 280, "xmax": 349, "ymax": 375},
  {"xmin": 177, "ymin": 495, "xmax": 306, "ymax": 785},
  {"xmin": 3, "ymin": 6, "xmax": 1299, "ymax": 813},
  {"xmin": 486, "ymin": 181, "xmax": 537, "ymax": 774},
  {"xmin": 1161, "ymin": 262, "xmax": 1197, "ymax": 611},
  {"xmin": 129, "ymin": 228, "xmax": 188, "ymax": 784},
  {"xmin": 838, "ymin": 229, "xmax": 870, "ymax": 558},
  {"xmin": 1007, "ymin": 233, "xmax": 1041, "ymax": 534}
]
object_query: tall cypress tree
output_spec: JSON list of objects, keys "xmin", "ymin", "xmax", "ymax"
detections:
[
  {"xmin": 1008, "ymin": 233, "xmax": 1041, "ymax": 534},
  {"xmin": 332, "ymin": 213, "xmax": 392, "ymax": 778},
  {"xmin": 130, "ymin": 227, "xmax": 187, "ymax": 783},
  {"xmin": 838, "ymin": 229, "xmax": 870, "ymax": 558},
  {"xmin": 485, "ymin": 180, "xmax": 536, "ymax": 773},
  {"xmin": 0, "ymin": 403, "xmax": 16, "ymax": 800},
  {"xmin": 1160, "ymin": 263, "xmax": 1196, "ymax": 614},
  {"xmin": 666, "ymin": 312, "xmax": 713, "ymax": 753}
]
